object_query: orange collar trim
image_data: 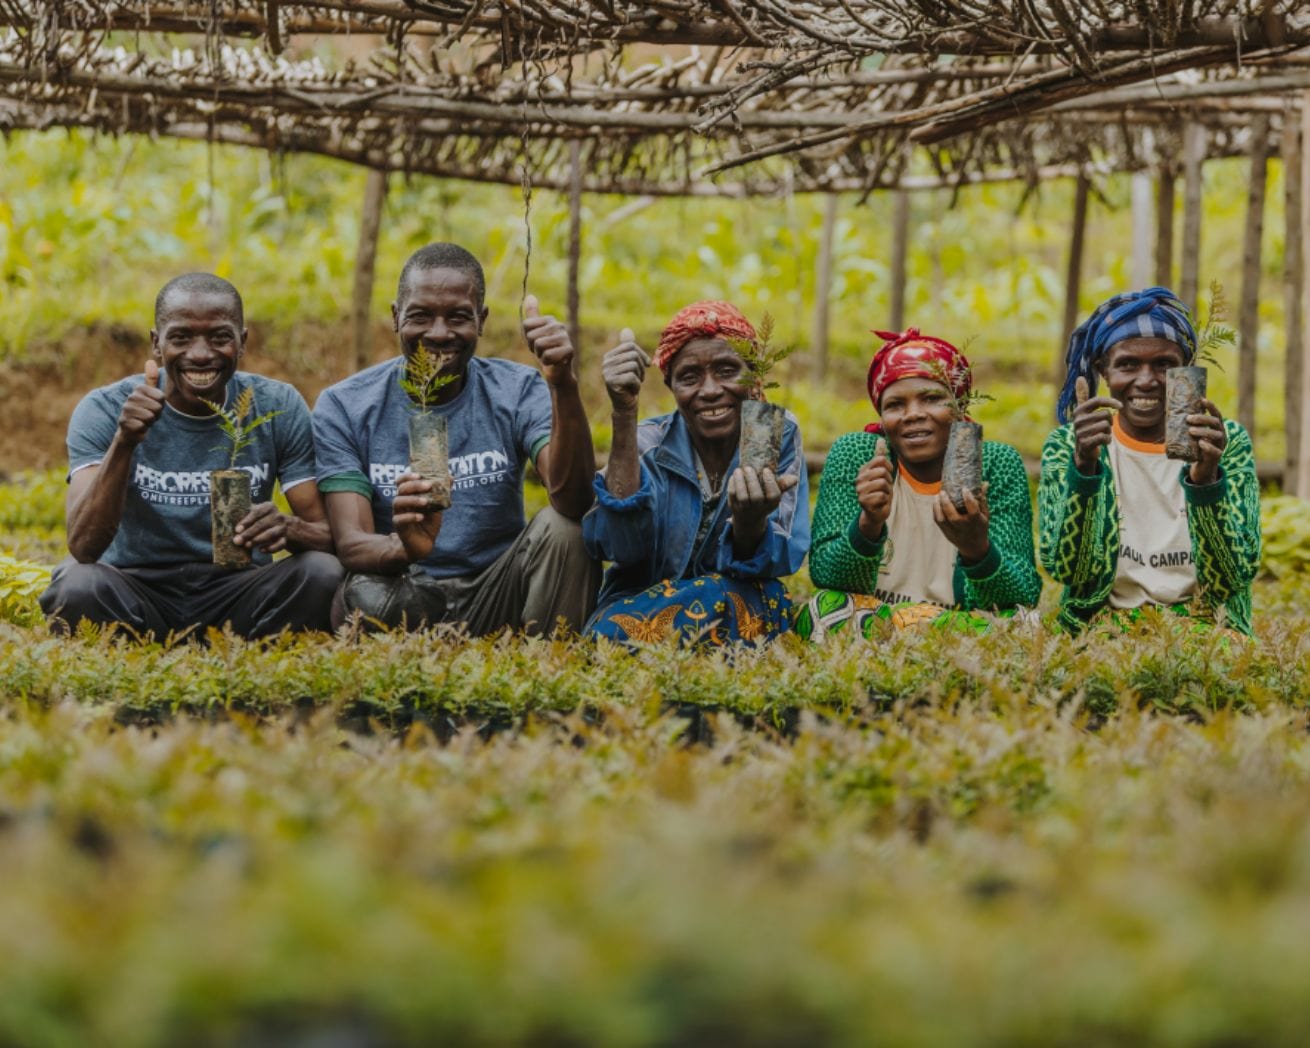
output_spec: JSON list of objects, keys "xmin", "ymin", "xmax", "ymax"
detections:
[
  {"xmin": 1113, "ymin": 414, "xmax": 1165, "ymax": 454},
  {"xmin": 900, "ymin": 470, "xmax": 942, "ymax": 495}
]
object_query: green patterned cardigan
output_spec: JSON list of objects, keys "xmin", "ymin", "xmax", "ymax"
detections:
[
  {"xmin": 809, "ymin": 433, "xmax": 1042, "ymax": 611},
  {"xmin": 1038, "ymin": 419, "xmax": 1261, "ymax": 635}
]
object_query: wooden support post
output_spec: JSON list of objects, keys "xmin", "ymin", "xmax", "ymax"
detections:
[
  {"xmin": 1180, "ymin": 121, "xmax": 1206, "ymax": 309},
  {"xmin": 1131, "ymin": 171, "xmax": 1153, "ymax": 288},
  {"xmin": 351, "ymin": 168, "xmax": 388, "ymax": 372},
  {"xmin": 1237, "ymin": 113, "xmax": 1269, "ymax": 443},
  {"xmin": 811, "ymin": 193, "xmax": 838, "ymax": 384},
  {"xmin": 1155, "ymin": 168, "xmax": 1176, "ymax": 287},
  {"xmin": 1056, "ymin": 173, "xmax": 1090, "ymax": 391},
  {"xmin": 889, "ymin": 188, "xmax": 910, "ymax": 331},
  {"xmin": 1285, "ymin": 99, "xmax": 1305, "ymax": 494},
  {"xmin": 1298, "ymin": 95, "xmax": 1310, "ymax": 496},
  {"xmin": 567, "ymin": 140, "xmax": 583, "ymax": 363}
]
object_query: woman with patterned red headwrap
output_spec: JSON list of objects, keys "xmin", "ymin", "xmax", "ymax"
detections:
[
  {"xmin": 582, "ymin": 301, "xmax": 809, "ymax": 647},
  {"xmin": 794, "ymin": 328, "xmax": 1040, "ymax": 640}
]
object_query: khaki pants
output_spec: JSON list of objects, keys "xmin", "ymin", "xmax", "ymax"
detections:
[{"xmin": 332, "ymin": 507, "xmax": 600, "ymax": 636}]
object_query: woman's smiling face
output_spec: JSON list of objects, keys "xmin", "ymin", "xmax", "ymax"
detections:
[
  {"xmin": 1097, "ymin": 337, "xmax": 1186, "ymax": 442},
  {"xmin": 667, "ymin": 337, "xmax": 750, "ymax": 447},
  {"xmin": 878, "ymin": 377, "xmax": 955, "ymax": 470}
]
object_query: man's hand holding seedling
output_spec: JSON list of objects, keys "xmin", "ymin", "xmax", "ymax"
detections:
[
  {"xmin": 391, "ymin": 472, "xmax": 443, "ymax": 563},
  {"xmin": 523, "ymin": 295, "xmax": 576, "ymax": 389},
  {"xmin": 1072, "ymin": 376, "xmax": 1121, "ymax": 474},
  {"xmin": 116, "ymin": 359, "xmax": 167, "ymax": 446},
  {"xmin": 232, "ymin": 502, "xmax": 293, "ymax": 553},
  {"xmin": 856, "ymin": 437, "xmax": 894, "ymax": 541}
]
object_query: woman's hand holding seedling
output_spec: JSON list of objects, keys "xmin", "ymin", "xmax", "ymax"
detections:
[
  {"xmin": 602, "ymin": 329, "xmax": 648, "ymax": 413},
  {"xmin": 856, "ymin": 437, "xmax": 894, "ymax": 541},
  {"xmin": 117, "ymin": 359, "xmax": 166, "ymax": 446},
  {"xmin": 933, "ymin": 484, "xmax": 991, "ymax": 564},
  {"xmin": 522, "ymin": 295, "xmax": 576, "ymax": 389},
  {"xmin": 1072, "ymin": 376, "xmax": 1120, "ymax": 474},
  {"xmin": 1187, "ymin": 399, "xmax": 1227, "ymax": 486},
  {"xmin": 728, "ymin": 466, "xmax": 798, "ymax": 554},
  {"xmin": 392, "ymin": 472, "xmax": 443, "ymax": 563}
]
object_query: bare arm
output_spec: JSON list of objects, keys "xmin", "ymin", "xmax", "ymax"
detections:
[
  {"xmin": 600, "ymin": 329, "xmax": 646, "ymax": 500},
  {"xmin": 67, "ymin": 360, "xmax": 167, "ymax": 563},
  {"xmin": 66, "ymin": 447, "xmax": 133, "ymax": 563},
  {"xmin": 325, "ymin": 476, "xmax": 441, "ymax": 575},
  {"xmin": 523, "ymin": 295, "xmax": 596, "ymax": 520}
]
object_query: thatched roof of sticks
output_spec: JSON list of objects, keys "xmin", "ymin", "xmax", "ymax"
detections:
[{"xmin": 2, "ymin": 2, "xmax": 1310, "ymax": 195}]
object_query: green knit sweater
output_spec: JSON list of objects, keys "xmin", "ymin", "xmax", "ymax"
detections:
[
  {"xmin": 808, "ymin": 433, "xmax": 1042, "ymax": 611},
  {"xmin": 1037, "ymin": 420, "xmax": 1261, "ymax": 635}
]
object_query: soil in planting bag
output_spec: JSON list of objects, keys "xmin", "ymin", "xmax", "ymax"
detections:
[
  {"xmin": 409, "ymin": 411, "xmax": 452, "ymax": 510},
  {"xmin": 740, "ymin": 400, "xmax": 785, "ymax": 474},
  {"xmin": 210, "ymin": 469, "xmax": 253, "ymax": 569},
  {"xmin": 942, "ymin": 420, "xmax": 984, "ymax": 512},
  {"xmin": 1165, "ymin": 366, "xmax": 1206, "ymax": 462}
]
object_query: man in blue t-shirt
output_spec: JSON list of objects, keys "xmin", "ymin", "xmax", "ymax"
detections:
[
  {"xmin": 39, "ymin": 274, "xmax": 343, "ymax": 638},
  {"xmin": 313, "ymin": 242, "xmax": 599, "ymax": 634}
]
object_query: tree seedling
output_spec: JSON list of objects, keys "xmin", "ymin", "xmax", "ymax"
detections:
[
  {"xmin": 206, "ymin": 387, "xmax": 283, "ymax": 469},
  {"xmin": 728, "ymin": 313, "xmax": 796, "ymax": 401},
  {"xmin": 399, "ymin": 342, "xmax": 459, "ymax": 408}
]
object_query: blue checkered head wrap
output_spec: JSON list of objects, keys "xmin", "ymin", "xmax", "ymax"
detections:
[{"xmin": 1056, "ymin": 286, "xmax": 1197, "ymax": 423}]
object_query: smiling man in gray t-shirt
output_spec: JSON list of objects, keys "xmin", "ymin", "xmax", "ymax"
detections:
[
  {"xmin": 39, "ymin": 274, "xmax": 343, "ymax": 639},
  {"xmin": 313, "ymin": 242, "xmax": 599, "ymax": 634}
]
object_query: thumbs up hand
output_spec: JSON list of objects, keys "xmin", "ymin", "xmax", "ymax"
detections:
[
  {"xmin": 116, "ymin": 359, "xmax": 168, "ymax": 446},
  {"xmin": 855, "ymin": 433, "xmax": 894, "ymax": 539},
  {"xmin": 602, "ymin": 327, "xmax": 649, "ymax": 413},
  {"xmin": 521, "ymin": 294, "xmax": 576, "ymax": 389}
]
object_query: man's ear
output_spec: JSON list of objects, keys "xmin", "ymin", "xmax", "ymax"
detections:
[
  {"xmin": 149, "ymin": 329, "xmax": 161, "ymax": 357},
  {"xmin": 478, "ymin": 305, "xmax": 488, "ymax": 335},
  {"xmin": 238, "ymin": 328, "xmax": 249, "ymax": 359},
  {"xmin": 390, "ymin": 301, "xmax": 400, "ymax": 333}
]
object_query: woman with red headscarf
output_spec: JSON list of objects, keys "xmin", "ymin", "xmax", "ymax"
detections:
[
  {"xmin": 794, "ymin": 328, "xmax": 1040, "ymax": 639},
  {"xmin": 582, "ymin": 301, "xmax": 809, "ymax": 647}
]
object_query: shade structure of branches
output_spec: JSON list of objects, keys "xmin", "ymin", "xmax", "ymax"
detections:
[{"xmin": 1, "ymin": 1, "xmax": 1309, "ymax": 197}]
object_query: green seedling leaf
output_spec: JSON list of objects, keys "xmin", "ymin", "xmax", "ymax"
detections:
[
  {"xmin": 205, "ymin": 388, "xmax": 284, "ymax": 469},
  {"xmin": 399, "ymin": 342, "xmax": 459, "ymax": 409}
]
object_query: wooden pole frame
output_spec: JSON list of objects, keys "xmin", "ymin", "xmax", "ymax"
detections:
[
  {"xmin": 1237, "ymin": 112, "xmax": 1269, "ymax": 443},
  {"xmin": 811, "ymin": 193, "xmax": 838, "ymax": 384},
  {"xmin": 1180, "ymin": 120, "xmax": 1206, "ymax": 310},
  {"xmin": 351, "ymin": 168, "xmax": 388, "ymax": 372},
  {"xmin": 1056, "ymin": 173, "xmax": 1090, "ymax": 393},
  {"xmin": 1283, "ymin": 96, "xmax": 1304, "ymax": 494}
]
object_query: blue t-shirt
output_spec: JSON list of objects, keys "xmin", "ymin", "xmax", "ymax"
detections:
[
  {"xmin": 312, "ymin": 355, "xmax": 553, "ymax": 580},
  {"xmin": 66, "ymin": 371, "xmax": 318, "ymax": 569}
]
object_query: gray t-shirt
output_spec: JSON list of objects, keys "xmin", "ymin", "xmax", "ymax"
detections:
[
  {"xmin": 67, "ymin": 371, "xmax": 318, "ymax": 569},
  {"xmin": 312, "ymin": 355, "xmax": 553, "ymax": 580}
]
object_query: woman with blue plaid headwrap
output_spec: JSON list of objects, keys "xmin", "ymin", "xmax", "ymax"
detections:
[{"xmin": 1038, "ymin": 287, "xmax": 1261, "ymax": 635}]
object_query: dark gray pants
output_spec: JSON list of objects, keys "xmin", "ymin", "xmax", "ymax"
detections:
[
  {"xmin": 333, "ymin": 507, "xmax": 600, "ymax": 636},
  {"xmin": 40, "ymin": 552, "xmax": 344, "ymax": 639}
]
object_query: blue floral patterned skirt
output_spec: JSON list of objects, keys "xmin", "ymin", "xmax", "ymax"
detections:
[{"xmin": 587, "ymin": 574, "xmax": 791, "ymax": 648}]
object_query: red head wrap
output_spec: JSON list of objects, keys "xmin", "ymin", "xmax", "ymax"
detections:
[
  {"xmin": 863, "ymin": 328, "xmax": 971, "ymax": 433},
  {"xmin": 655, "ymin": 301, "xmax": 757, "ymax": 377}
]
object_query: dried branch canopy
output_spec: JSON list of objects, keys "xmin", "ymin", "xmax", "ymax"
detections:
[{"xmin": 0, "ymin": 1, "xmax": 1308, "ymax": 195}]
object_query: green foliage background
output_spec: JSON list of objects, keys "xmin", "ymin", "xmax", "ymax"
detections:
[{"xmin": 0, "ymin": 131, "xmax": 1292, "ymax": 459}]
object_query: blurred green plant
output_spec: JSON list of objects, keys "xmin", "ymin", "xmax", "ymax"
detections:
[
  {"xmin": 0, "ymin": 553, "xmax": 49, "ymax": 626},
  {"xmin": 1261, "ymin": 494, "xmax": 1310, "ymax": 577}
]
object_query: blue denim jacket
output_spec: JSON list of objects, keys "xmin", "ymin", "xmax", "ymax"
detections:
[{"xmin": 583, "ymin": 409, "xmax": 810, "ymax": 615}]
